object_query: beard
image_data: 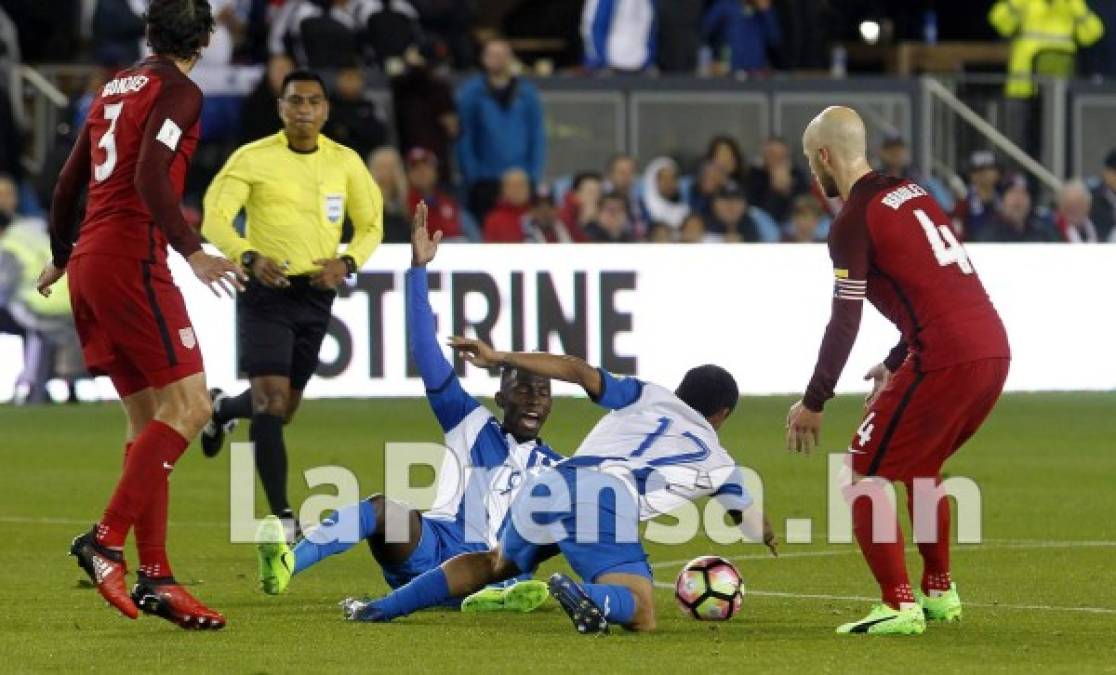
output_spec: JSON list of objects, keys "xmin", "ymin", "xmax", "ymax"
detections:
[{"xmin": 816, "ymin": 171, "xmax": 840, "ymax": 199}]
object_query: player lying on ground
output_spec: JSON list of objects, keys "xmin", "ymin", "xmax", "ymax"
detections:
[
  {"xmin": 342, "ymin": 341, "xmax": 777, "ymax": 634},
  {"xmin": 38, "ymin": 0, "xmax": 244, "ymax": 629},
  {"xmin": 255, "ymin": 203, "xmax": 562, "ymax": 612},
  {"xmin": 785, "ymin": 106, "xmax": 1011, "ymax": 636}
]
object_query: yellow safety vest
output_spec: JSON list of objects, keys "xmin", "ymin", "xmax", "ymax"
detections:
[
  {"xmin": 0, "ymin": 222, "xmax": 71, "ymax": 317},
  {"xmin": 989, "ymin": 0, "xmax": 1104, "ymax": 98}
]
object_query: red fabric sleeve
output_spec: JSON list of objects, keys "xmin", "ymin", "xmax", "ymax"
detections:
[
  {"xmin": 802, "ymin": 209, "xmax": 871, "ymax": 412},
  {"xmin": 883, "ymin": 339, "xmax": 909, "ymax": 372},
  {"xmin": 134, "ymin": 76, "xmax": 203, "ymax": 259},
  {"xmin": 49, "ymin": 122, "xmax": 92, "ymax": 267}
]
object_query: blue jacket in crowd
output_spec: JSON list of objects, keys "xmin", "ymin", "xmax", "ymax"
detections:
[
  {"xmin": 702, "ymin": 0, "xmax": 781, "ymax": 72},
  {"xmin": 455, "ymin": 74, "xmax": 547, "ymax": 185}
]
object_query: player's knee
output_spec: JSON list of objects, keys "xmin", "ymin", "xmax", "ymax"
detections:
[
  {"xmin": 252, "ymin": 390, "xmax": 289, "ymax": 417},
  {"xmin": 629, "ymin": 602, "xmax": 657, "ymax": 632}
]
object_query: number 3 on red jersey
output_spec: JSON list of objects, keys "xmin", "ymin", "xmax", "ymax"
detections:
[
  {"xmin": 914, "ymin": 208, "xmax": 973, "ymax": 275},
  {"xmin": 94, "ymin": 101, "xmax": 124, "ymax": 182}
]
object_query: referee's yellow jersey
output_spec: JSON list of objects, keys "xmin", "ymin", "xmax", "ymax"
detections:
[{"xmin": 202, "ymin": 131, "xmax": 383, "ymax": 276}]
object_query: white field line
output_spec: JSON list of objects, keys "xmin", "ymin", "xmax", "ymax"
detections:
[{"xmin": 650, "ymin": 581, "xmax": 1116, "ymax": 615}]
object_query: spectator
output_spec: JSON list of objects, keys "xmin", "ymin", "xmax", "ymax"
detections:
[
  {"xmin": 784, "ymin": 194, "xmax": 827, "ymax": 243},
  {"xmin": 657, "ymin": 0, "xmax": 704, "ymax": 73},
  {"xmin": 704, "ymin": 181, "xmax": 761, "ymax": 242},
  {"xmin": 391, "ymin": 45, "xmax": 458, "ymax": 184},
  {"xmin": 585, "ymin": 192, "xmax": 635, "ymax": 243},
  {"xmin": 952, "ymin": 150, "xmax": 1003, "ymax": 241},
  {"xmin": 239, "ymin": 54, "xmax": 294, "ymax": 144},
  {"xmin": 705, "ymin": 135, "xmax": 746, "ymax": 185},
  {"xmin": 353, "ymin": 0, "xmax": 423, "ymax": 70},
  {"xmin": 91, "ymin": 0, "xmax": 145, "ymax": 67},
  {"xmin": 368, "ymin": 147, "xmax": 411, "ymax": 243},
  {"xmin": 1088, "ymin": 148, "xmax": 1116, "ymax": 241},
  {"xmin": 557, "ymin": 172, "xmax": 599, "ymax": 242},
  {"xmin": 457, "ymin": 38, "xmax": 546, "ymax": 221},
  {"xmin": 0, "ymin": 175, "xmax": 82, "ymax": 405},
  {"xmin": 702, "ymin": 0, "xmax": 781, "ymax": 75},
  {"xmin": 483, "ymin": 169, "xmax": 532, "ymax": 243},
  {"xmin": 405, "ymin": 148, "xmax": 469, "ymax": 241},
  {"xmin": 1055, "ymin": 180, "xmax": 1100, "ymax": 242},
  {"xmin": 978, "ymin": 179, "xmax": 1059, "ymax": 242},
  {"xmin": 581, "ymin": 0, "xmax": 657, "ymax": 72},
  {"xmin": 746, "ymin": 136, "xmax": 808, "ymax": 225},
  {"xmin": 646, "ymin": 222, "xmax": 673, "ymax": 242},
  {"xmin": 876, "ymin": 133, "xmax": 955, "ymax": 211},
  {"xmin": 689, "ymin": 159, "xmax": 728, "ymax": 217},
  {"xmin": 326, "ymin": 63, "xmax": 388, "ymax": 161},
  {"xmin": 410, "ymin": 0, "xmax": 474, "ymax": 69},
  {"xmin": 679, "ymin": 212, "xmax": 705, "ymax": 242},
  {"xmin": 197, "ymin": 0, "xmax": 247, "ymax": 68},
  {"xmin": 270, "ymin": 0, "xmax": 360, "ymax": 68},
  {"xmin": 604, "ymin": 153, "xmax": 645, "ymax": 232},
  {"xmin": 640, "ymin": 156, "xmax": 689, "ymax": 232},
  {"xmin": 524, "ymin": 186, "xmax": 576, "ymax": 243}
]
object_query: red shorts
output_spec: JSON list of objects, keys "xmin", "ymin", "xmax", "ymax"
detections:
[
  {"xmin": 848, "ymin": 357, "xmax": 1010, "ymax": 481},
  {"xmin": 68, "ymin": 253, "xmax": 204, "ymax": 397}
]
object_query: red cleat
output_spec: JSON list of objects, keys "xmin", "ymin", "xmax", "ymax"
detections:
[
  {"xmin": 69, "ymin": 528, "xmax": 139, "ymax": 620},
  {"xmin": 131, "ymin": 576, "xmax": 227, "ymax": 630}
]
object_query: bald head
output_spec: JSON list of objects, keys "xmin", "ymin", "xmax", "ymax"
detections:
[{"xmin": 802, "ymin": 106, "xmax": 872, "ymax": 199}]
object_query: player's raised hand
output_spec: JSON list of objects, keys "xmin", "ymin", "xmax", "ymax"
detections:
[
  {"xmin": 785, "ymin": 399, "xmax": 822, "ymax": 454},
  {"xmin": 410, "ymin": 201, "xmax": 442, "ymax": 268},
  {"xmin": 447, "ymin": 336, "xmax": 503, "ymax": 368},
  {"xmin": 188, "ymin": 250, "xmax": 247, "ymax": 298},
  {"xmin": 863, "ymin": 362, "xmax": 891, "ymax": 410},
  {"xmin": 36, "ymin": 262, "xmax": 65, "ymax": 297}
]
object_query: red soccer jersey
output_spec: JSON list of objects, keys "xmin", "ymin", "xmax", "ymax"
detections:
[
  {"xmin": 49, "ymin": 56, "xmax": 204, "ymax": 268},
  {"xmin": 803, "ymin": 171, "xmax": 1010, "ymax": 411}
]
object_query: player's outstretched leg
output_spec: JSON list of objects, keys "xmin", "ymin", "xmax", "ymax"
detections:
[
  {"xmin": 131, "ymin": 575, "xmax": 226, "ymax": 630},
  {"xmin": 461, "ymin": 580, "xmax": 549, "ymax": 613},
  {"xmin": 200, "ymin": 388, "xmax": 242, "ymax": 458},
  {"xmin": 69, "ymin": 527, "xmax": 139, "ymax": 619},
  {"xmin": 256, "ymin": 515, "xmax": 295, "ymax": 595},
  {"xmin": 547, "ymin": 573, "xmax": 610, "ymax": 635}
]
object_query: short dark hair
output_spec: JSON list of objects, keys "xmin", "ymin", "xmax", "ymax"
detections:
[
  {"xmin": 571, "ymin": 172, "xmax": 602, "ymax": 191},
  {"xmin": 675, "ymin": 364, "xmax": 739, "ymax": 418},
  {"xmin": 280, "ymin": 70, "xmax": 327, "ymax": 97},
  {"xmin": 145, "ymin": 0, "xmax": 215, "ymax": 61}
]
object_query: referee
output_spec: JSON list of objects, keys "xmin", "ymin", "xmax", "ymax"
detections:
[{"xmin": 200, "ymin": 70, "xmax": 383, "ymax": 537}]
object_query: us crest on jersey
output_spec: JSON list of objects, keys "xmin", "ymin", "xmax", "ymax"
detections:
[
  {"xmin": 179, "ymin": 327, "xmax": 196, "ymax": 350},
  {"xmin": 325, "ymin": 194, "xmax": 344, "ymax": 223}
]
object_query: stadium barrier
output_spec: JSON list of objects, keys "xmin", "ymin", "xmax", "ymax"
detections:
[{"xmin": 1, "ymin": 243, "xmax": 1112, "ymax": 401}]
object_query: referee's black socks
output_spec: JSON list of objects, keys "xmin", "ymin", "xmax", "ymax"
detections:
[
  {"xmin": 216, "ymin": 388, "xmax": 254, "ymax": 424},
  {"xmin": 250, "ymin": 413, "xmax": 290, "ymax": 516}
]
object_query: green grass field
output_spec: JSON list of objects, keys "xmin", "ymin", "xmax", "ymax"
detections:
[{"xmin": 2, "ymin": 393, "xmax": 1114, "ymax": 673}]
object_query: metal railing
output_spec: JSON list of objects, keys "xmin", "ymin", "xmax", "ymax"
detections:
[{"xmin": 17, "ymin": 65, "xmax": 69, "ymax": 175}]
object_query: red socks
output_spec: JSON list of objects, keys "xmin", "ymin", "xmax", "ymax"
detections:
[
  {"xmin": 848, "ymin": 483, "xmax": 915, "ymax": 609},
  {"xmin": 906, "ymin": 477, "xmax": 952, "ymax": 594},
  {"xmin": 97, "ymin": 421, "xmax": 188, "ymax": 572}
]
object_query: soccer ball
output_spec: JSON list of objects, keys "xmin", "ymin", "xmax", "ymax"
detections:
[{"xmin": 674, "ymin": 555, "xmax": 744, "ymax": 621}]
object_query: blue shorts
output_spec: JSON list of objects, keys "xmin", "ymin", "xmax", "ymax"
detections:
[
  {"xmin": 500, "ymin": 467, "xmax": 652, "ymax": 583},
  {"xmin": 380, "ymin": 516, "xmax": 485, "ymax": 590}
]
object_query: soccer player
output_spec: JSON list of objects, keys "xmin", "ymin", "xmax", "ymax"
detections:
[
  {"xmin": 199, "ymin": 69, "xmax": 383, "ymax": 538},
  {"xmin": 37, "ymin": 0, "xmax": 244, "ymax": 628},
  {"xmin": 254, "ymin": 203, "xmax": 561, "ymax": 613},
  {"xmin": 785, "ymin": 106, "xmax": 1011, "ymax": 635},
  {"xmin": 342, "ymin": 342, "xmax": 776, "ymax": 634}
]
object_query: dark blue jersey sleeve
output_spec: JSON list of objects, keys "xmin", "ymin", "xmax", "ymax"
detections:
[{"xmin": 406, "ymin": 267, "xmax": 480, "ymax": 431}]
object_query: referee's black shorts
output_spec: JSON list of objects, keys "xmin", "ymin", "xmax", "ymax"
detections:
[{"xmin": 237, "ymin": 276, "xmax": 335, "ymax": 390}]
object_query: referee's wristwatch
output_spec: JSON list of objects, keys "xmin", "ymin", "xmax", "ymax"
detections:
[
  {"xmin": 241, "ymin": 250, "xmax": 259, "ymax": 276},
  {"xmin": 341, "ymin": 255, "xmax": 357, "ymax": 277}
]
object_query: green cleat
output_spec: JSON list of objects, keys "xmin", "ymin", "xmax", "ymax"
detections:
[
  {"xmin": 256, "ymin": 515, "xmax": 294, "ymax": 595},
  {"xmin": 836, "ymin": 603, "xmax": 927, "ymax": 635},
  {"xmin": 461, "ymin": 580, "xmax": 549, "ymax": 613},
  {"xmin": 917, "ymin": 583, "xmax": 963, "ymax": 622}
]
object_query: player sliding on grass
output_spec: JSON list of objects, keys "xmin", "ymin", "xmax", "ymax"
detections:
[
  {"xmin": 341, "ymin": 342, "xmax": 776, "ymax": 634},
  {"xmin": 785, "ymin": 106, "xmax": 1011, "ymax": 636},
  {"xmin": 255, "ymin": 203, "xmax": 561, "ymax": 613},
  {"xmin": 39, "ymin": 0, "xmax": 243, "ymax": 629}
]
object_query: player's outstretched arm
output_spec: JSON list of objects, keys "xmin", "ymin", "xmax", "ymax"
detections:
[{"xmin": 447, "ymin": 337, "xmax": 603, "ymax": 399}]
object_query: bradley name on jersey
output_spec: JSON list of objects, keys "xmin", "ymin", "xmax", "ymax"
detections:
[
  {"xmin": 880, "ymin": 182, "xmax": 928, "ymax": 211},
  {"xmin": 102, "ymin": 74, "xmax": 151, "ymax": 98}
]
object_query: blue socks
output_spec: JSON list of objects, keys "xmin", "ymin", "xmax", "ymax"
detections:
[
  {"xmin": 583, "ymin": 583, "xmax": 637, "ymax": 625},
  {"xmin": 292, "ymin": 499, "xmax": 378, "ymax": 574},
  {"xmin": 373, "ymin": 567, "xmax": 451, "ymax": 619}
]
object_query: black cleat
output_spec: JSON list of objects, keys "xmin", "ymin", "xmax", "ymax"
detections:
[
  {"xmin": 200, "ymin": 388, "xmax": 237, "ymax": 458},
  {"xmin": 547, "ymin": 573, "xmax": 609, "ymax": 635}
]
